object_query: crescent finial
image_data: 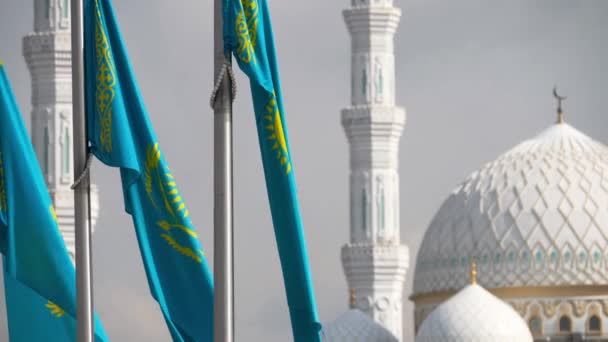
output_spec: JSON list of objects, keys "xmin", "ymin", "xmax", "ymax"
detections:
[{"xmin": 553, "ymin": 86, "xmax": 567, "ymax": 124}]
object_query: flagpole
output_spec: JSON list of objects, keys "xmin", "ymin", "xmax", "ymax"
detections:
[
  {"xmin": 213, "ymin": 0, "xmax": 234, "ymax": 341},
  {"xmin": 71, "ymin": 0, "xmax": 95, "ymax": 341}
]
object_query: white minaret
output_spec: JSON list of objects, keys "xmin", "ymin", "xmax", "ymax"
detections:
[
  {"xmin": 23, "ymin": 0, "xmax": 99, "ymax": 258},
  {"xmin": 341, "ymin": 0, "xmax": 408, "ymax": 340}
]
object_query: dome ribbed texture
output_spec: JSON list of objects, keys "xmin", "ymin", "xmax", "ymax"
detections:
[
  {"xmin": 322, "ymin": 310, "xmax": 398, "ymax": 342},
  {"xmin": 414, "ymin": 124, "xmax": 608, "ymax": 295},
  {"xmin": 416, "ymin": 284, "xmax": 533, "ymax": 342}
]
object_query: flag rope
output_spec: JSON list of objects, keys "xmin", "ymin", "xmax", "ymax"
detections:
[
  {"xmin": 70, "ymin": 153, "xmax": 94, "ymax": 190},
  {"xmin": 209, "ymin": 59, "xmax": 237, "ymax": 109}
]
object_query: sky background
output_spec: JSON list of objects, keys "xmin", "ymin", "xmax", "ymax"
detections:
[{"xmin": 1, "ymin": 0, "xmax": 608, "ymax": 340}]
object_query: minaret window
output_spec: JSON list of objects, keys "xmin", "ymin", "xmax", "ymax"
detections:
[
  {"xmin": 62, "ymin": 0, "xmax": 69, "ymax": 18},
  {"xmin": 377, "ymin": 180, "xmax": 385, "ymax": 236},
  {"xmin": 559, "ymin": 315, "xmax": 572, "ymax": 332},
  {"xmin": 361, "ymin": 187, "xmax": 367, "ymax": 232},
  {"xmin": 374, "ymin": 59, "xmax": 383, "ymax": 100},
  {"xmin": 379, "ymin": 193, "xmax": 384, "ymax": 232},
  {"xmin": 361, "ymin": 68, "xmax": 367, "ymax": 98},
  {"xmin": 62, "ymin": 127, "xmax": 70, "ymax": 176},
  {"xmin": 45, "ymin": 0, "xmax": 51, "ymax": 19}
]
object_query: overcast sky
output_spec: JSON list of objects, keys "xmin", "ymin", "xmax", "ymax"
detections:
[{"xmin": 0, "ymin": 0, "xmax": 607, "ymax": 341}]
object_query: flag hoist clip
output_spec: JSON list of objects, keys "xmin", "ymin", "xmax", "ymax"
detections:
[
  {"xmin": 71, "ymin": 152, "xmax": 94, "ymax": 189},
  {"xmin": 209, "ymin": 58, "xmax": 237, "ymax": 109}
]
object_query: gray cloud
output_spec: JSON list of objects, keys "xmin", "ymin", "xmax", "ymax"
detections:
[{"xmin": 0, "ymin": 0, "xmax": 607, "ymax": 340}]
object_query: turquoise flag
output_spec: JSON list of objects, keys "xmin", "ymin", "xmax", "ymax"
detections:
[
  {"xmin": 224, "ymin": 1, "xmax": 322, "ymax": 341},
  {"xmin": 83, "ymin": 1, "xmax": 213, "ymax": 341},
  {"xmin": 0, "ymin": 62, "xmax": 107, "ymax": 341}
]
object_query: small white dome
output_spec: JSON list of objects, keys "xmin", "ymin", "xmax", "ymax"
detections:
[
  {"xmin": 416, "ymin": 284, "xmax": 533, "ymax": 342},
  {"xmin": 322, "ymin": 310, "xmax": 398, "ymax": 342}
]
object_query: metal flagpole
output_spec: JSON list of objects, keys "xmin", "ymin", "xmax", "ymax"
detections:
[
  {"xmin": 213, "ymin": 0, "xmax": 234, "ymax": 340},
  {"xmin": 71, "ymin": 0, "xmax": 95, "ymax": 341}
]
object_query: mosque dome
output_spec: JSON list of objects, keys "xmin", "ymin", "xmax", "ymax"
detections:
[
  {"xmin": 413, "ymin": 122, "xmax": 608, "ymax": 295},
  {"xmin": 322, "ymin": 309, "xmax": 398, "ymax": 342},
  {"xmin": 416, "ymin": 284, "xmax": 533, "ymax": 342}
]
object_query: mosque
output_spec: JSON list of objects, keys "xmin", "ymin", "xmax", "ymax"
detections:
[
  {"xmin": 21, "ymin": 0, "xmax": 608, "ymax": 341},
  {"xmin": 323, "ymin": 0, "xmax": 608, "ymax": 341}
]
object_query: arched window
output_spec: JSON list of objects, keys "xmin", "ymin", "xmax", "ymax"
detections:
[
  {"xmin": 559, "ymin": 315, "xmax": 572, "ymax": 332},
  {"xmin": 529, "ymin": 316, "xmax": 542, "ymax": 335},
  {"xmin": 589, "ymin": 315, "xmax": 601, "ymax": 333}
]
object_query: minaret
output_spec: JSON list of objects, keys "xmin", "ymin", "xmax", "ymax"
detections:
[
  {"xmin": 23, "ymin": 0, "xmax": 99, "ymax": 258},
  {"xmin": 341, "ymin": 0, "xmax": 408, "ymax": 340}
]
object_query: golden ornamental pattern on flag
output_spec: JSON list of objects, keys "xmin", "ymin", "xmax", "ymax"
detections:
[{"xmin": 95, "ymin": 1, "xmax": 116, "ymax": 154}]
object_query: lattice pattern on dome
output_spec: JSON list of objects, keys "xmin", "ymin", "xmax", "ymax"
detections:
[{"xmin": 414, "ymin": 124, "xmax": 608, "ymax": 295}]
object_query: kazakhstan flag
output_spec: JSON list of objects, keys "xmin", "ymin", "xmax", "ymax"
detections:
[
  {"xmin": 83, "ymin": 0, "xmax": 213, "ymax": 341},
  {"xmin": 224, "ymin": 1, "xmax": 322, "ymax": 341},
  {"xmin": 0, "ymin": 62, "xmax": 107, "ymax": 341}
]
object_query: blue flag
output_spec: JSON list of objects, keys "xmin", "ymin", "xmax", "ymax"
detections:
[
  {"xmin": 224, "ymin": 1, "xmax": 322, "ymax": 340},
  {"xmin": 83, "ymin": 1, "xmax": 213, "ymax": 340},
  {"xmin": 0, "ymin": 62, "xmax": 107, "ymax": 341}
]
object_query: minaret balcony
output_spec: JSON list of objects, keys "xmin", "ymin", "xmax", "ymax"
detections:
[
  {"xmin": 23, "ymin": 31, "xmax": 71, "ymax": 57},
  {"xmin": 344, "ymin": 7, "xmax": 401, "ymax": 35},
  {"xmin": 342, "ymin": 243, "xmax": 409, "ymax": 284},
  {"xmin": 342, "ymin": 105, "xmax": 405, "ymax": 139}
]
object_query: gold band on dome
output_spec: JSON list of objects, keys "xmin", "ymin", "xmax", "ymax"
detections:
[
  {"xmin": 0, "ymin": 59, "xmax": 3, "ymax": 67},
  {"xmin": 410, "ymin": 284, "xmax": 608, "ymax": 306}
]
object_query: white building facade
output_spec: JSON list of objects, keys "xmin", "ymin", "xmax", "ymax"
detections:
[
  {"xmin": 24, "ymin": 0, "xmax": 99, "ymax": 258},
  {"xmin": 340, "ymin": 0, "xmax": 408, "ymax": 339}
]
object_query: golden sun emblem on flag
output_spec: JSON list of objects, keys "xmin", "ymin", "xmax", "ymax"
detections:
[
  {"xmin": 264, "ymin": 95, "xmax": 292, "ymax": 175},
  {"xmin": 45, "ymin": 301, "xmax": 65, "ymax": 318},
  {"xmin": 144, "ymin": 143, "xmax": 205, "ymax": 263}
]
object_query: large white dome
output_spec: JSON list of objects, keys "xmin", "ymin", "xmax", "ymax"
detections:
[
  {"xmin": 413, "ymin": 123, "xmax": 608, "ymax": 295},
  {"xmin": 416, "ymin": 284, "xmax": 533, "ymax": 342}
]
